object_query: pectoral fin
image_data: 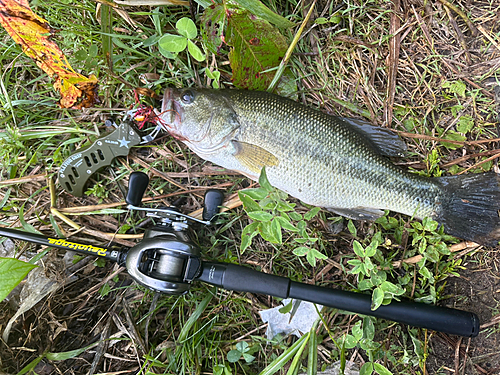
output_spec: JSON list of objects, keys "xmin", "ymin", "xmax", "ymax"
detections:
[
  {"xmin": 327, "ymin": 207, "xmax": 384, "ymax": 221},
  {"xmin": 232, "ymin": 141, "xmax": 279, "ymax": 174}
]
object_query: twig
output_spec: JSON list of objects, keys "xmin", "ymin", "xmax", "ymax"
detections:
[
  {"xmin": 384, "ymin": 0, "xmax": 401, "ymax": 126},
  {"xmin": 129, "ymin": 155, "xmax": 188, "ymax": 191},
  {"xmin": 412, "ymin": 5, "xmax": 434, "ymax": 49},
  {"xmin": 59, "ymin": 202, "xmax": 126, "ymax": 213},
  {"xmin": 392, "ymin": 241, "xmax": 480, "ymax": 267},
  {"xmin": 462, "ymin": 338, "xmax": 471, "ymax": 375},
  {"xmin": 454, "ymin": 336, "xmax": 462, "ymax": 374},
  {"xmin": 480, "ymin": 314, "xmax": 500, "ymax": 329},
  {"xmin": 157, "ymin": 171, "xmax": 241, "ymax": 178},
  {"xmin": 444, "ymin": 5, "xmax": 471, "ymax": 65},
  {"xmin": 477, "ymin": 24, "xmax": 500, "ymax": 53},
  {"xmin": 392, "ymin": 128, "xmax": 500, "ymax": 145},
  {"xmin": 0, "ymin": 174, "xmax": 47, "ymax": 186},
  {"xmin": 76, "ymin": 266, "xmax": 126, "ymax": 299},
  {"xmin": 441, "ymin": 149, "xmax": 500, "ymax": 168},
  {"xmin": 57, "ymin": 185, "xmax": 232, "ymax": 214},
  {"xmin": 441, "ymin": 58, "xmax": 495, "ymax": 98},
  {"xmin": 122, "ymin": 302, "xmax": 147, "ymax": 356},
  {"xmin": 82, "ymin": 228, "xmax": 139, "ymax": 247},
  {"xmin": 437, "ymin": 0, "xmax": 478, "ymax": 36},
  {"xmin": 457, "ymin": 151, "xmax": 500, "ymax": 175},
  {"xmin": 234, "ymin": 323, "xmax": 268, "ymax": 341},
  {"xmin": 89, "ymin": 296, "xmax": 121, "ymax": 375}
]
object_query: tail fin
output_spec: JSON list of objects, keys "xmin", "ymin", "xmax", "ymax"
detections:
[{"xmin": 436, "ymin": 172, "xmax": 500, "ymax": 246}]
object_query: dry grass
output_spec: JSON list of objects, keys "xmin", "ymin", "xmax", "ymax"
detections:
[{"xmin": 1, "ymin": 0, "xmax": 500, "ymax": 374}]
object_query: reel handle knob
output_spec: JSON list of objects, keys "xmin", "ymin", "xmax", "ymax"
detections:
[
  {"xmin": 126, "ymin": 171, "xmax": 149, "ymax": 206},
  {"xmin": 202, "ymin": 189, "xmax": 224, "ymax": 221}
]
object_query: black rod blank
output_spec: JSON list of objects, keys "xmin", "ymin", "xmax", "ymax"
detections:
[{"xmin": 0, "ymin": 227, "xmax": 122, "ymax": 263}]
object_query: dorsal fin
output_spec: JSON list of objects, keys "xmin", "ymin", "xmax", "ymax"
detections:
[{"xmin": 340, "ymin": 117, "xmax": 407, "ymax": 157}]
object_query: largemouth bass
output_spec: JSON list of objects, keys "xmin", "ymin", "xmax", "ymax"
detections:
[{"xmin": 160, "ymin": 88, "xmax": 500, "ymax": 246}]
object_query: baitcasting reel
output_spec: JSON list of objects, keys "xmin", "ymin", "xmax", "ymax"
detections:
[{"xmin": 123, "ymin": 171, "xmax": 223, "ymax": 295}]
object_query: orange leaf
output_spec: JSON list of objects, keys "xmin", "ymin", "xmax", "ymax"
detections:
[{"xmin": 0, "ymin": 0, "xmax": 99, "ymax": 108}]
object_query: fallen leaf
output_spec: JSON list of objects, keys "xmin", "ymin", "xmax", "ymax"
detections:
[
  {"xmin": 201, "ymin": 2, "xmax": 293, "ymax": 92},
  {"xmin": 0, "ymin": 0, "xmax": 99, "ymax": 108},
  {"xmin": 114, "ymin": 0, "xmax": 189, "ymax": 5},
  {"xmin": 200, "ymin": 2, "xmax": 230, "ymax": 55},
  {"xmin": 226, "ymin": 10, "xmax": 288, "ymax": 91}
]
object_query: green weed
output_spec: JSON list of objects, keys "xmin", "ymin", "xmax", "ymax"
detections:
[
  {"xmin": 1, "ymin": 0, "xmax": 498, "ymax": 373},
  {"xmin": 239, "ymin": 167, "xmax": 327, "ymax": 267}
]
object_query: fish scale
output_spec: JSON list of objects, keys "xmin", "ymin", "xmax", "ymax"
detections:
[
  {"xmin": 160, "ymin": 88, "xmax": 500, "ymax": 245},
  {"xmin": 225, "ymin": 90, "xmax": 439, "ymax": 218}
]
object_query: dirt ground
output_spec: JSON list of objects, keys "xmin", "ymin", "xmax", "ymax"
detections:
[{"xmin": 427, "ymin": 249, "xmax": 500, "ymax": 375}]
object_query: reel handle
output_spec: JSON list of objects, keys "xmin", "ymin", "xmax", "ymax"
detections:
[
  {"xmin": 126, "ymin": 171, "xmax": 150, "ymax": 206},
  {"xmin": 126, "ymin": 171, "xmax": 224, "ymax": 224},
  {"xmin": 203, "ymin": 189, "xmax": 225, "ymax": 221}
]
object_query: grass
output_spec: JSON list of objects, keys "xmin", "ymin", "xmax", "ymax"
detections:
[{"xmin": 1, "ymin": 0, "xmax": 500, "ymax": 374}]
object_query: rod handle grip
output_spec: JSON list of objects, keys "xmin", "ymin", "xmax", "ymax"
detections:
[
  {"xmin": 288, "ymin": 282, "xmax": 480, "ymax": 338},
  {"xmin": 198, "ymin": 262, "xmax": 290, "ymax": 298}
]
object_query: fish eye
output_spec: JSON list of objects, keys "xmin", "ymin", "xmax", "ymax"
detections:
[{"xmin": 180, "ymin": 90, "xmax": 195, "ymax": 104}]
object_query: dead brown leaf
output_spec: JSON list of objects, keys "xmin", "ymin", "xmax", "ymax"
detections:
[{"xmin": 0, "ymin": 0, "xmax": 99, "ymax": 108}]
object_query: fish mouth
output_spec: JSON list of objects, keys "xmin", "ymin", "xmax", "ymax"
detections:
[{"xmin": 160, "ymin": 88, "xmax": 184, "ymax": 139}]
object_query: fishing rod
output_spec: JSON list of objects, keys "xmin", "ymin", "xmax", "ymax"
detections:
[{"xmin": 0, "ymin": 171, "xmax": 480, "ymax": 338}]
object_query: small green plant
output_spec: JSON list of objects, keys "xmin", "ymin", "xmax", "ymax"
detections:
[
  {"xmin": 158, "ymin": 17, "xmax": 205, "ymax": 62},
  {"xmin": 238, "ymin": 167, "xmax": 327, "ymax": 266},
  {"xmin": 227, "ymin": 341, "xmax": 256, "ymax": 364},
  {"xmin": 442, "ymin": 80, "xmax": 467, "ymax": 98},
  {"xmin": 84, "ymin": 182, "xmax": 109, "ymax": 202},
  {"xmin": 205, "ymin": 67, "xmax": 221, "ymax": 89},
  {"xmin": 342, "ymin": 318, "xmax": 393, "ymax": 375},
  {"xmin": 214, "ymin": 364, "xmax": 232, "ymax": 375},
  {"xmin": 0, "ymin": 257, "xmax": 37, "ymax": 302},
  {"xmin": 315, "ymin": 15, "xmax": 343, "ymax": 25},
  {"xmin": 456, "ymin": 114, "xmax": 475, "ymax": 134},
  {"xmin": 347, "ymin": 236, "xmax": 405, "ymax": 310},
  {"xmin": 412, "ymin": 148, "xmax": 443, "ymax": 177},
  {"xmin": 343, "ymin": 211, "xmax": 462, "ymax": 316}
]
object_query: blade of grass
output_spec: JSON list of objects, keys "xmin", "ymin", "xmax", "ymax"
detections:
[
  {"xmin": 15, "ymin": 355, "xmax": 44, "ymax": 375},
  {"xmin": 307, "ymin": 318, "xmax": 320, "ymax": 375},
  {"xmin": 100, "ymin": 3, "xmax": 114, "ymax": 70},
  {"xmin": 259, "ymin": 334, "xmax": 309, "ymax": 375},
  {"xmin": 178, "ymin": 291, "xmax": 213, "ymax": 342},
  {"xmin": 46, "ymin": 342, "xmax": 99, "ymax": 360},
  {"xmin": 0, "ymin": 126, "xmax": 97, "ymax": 141},
  {"xmin": 234, "ymin": 0, "xmax": 295, "ymax": 29},
  {"xmin": 286, "ymin": 331, "xmax": 311, "ymax": 375},
  {"xmin": 19, "ymin": 187, "xmax": 47, "ymax": 234},
  {"xmin": 267, "ymin": 0, "xmax": 316, "ymax": 93},
  {"xmin": 0, "ymin": 188, "xmax": 11, "ymax": 209}
]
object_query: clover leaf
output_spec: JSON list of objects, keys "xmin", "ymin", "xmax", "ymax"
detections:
[{"xmin": 158, "ymin": 17, "xmax": 205, "ymax": 62}]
